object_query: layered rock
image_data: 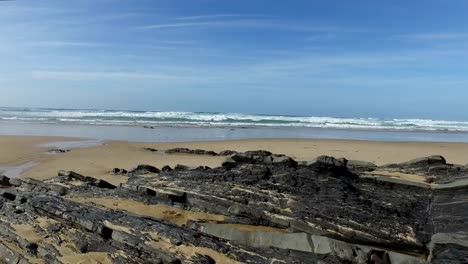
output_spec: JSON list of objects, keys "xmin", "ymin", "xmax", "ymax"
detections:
[{"xmin": 1, "ymin": 150, "xmax": 468, "ymax": 263}]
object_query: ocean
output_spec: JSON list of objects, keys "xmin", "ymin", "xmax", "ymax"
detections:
[{"xmin": 1, "ymin": 107, "xmax": 468, "ymax": 142}]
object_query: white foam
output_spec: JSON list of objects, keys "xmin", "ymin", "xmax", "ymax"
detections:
[{"xmin": 1, "ymin": 108, "xmax": 468, "ymax": 132}]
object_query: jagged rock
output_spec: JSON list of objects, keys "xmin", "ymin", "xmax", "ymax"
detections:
[
  {"xmin": 3, "ymin": 151, "xmax": 468, "ymax": 263},
  {"xmin": 59, "ymin": 170, "xmax": 116, "ymax": 189},
  {"xmin": 429, "ymin": 233, "xmax": 468, "ymax": 264}
]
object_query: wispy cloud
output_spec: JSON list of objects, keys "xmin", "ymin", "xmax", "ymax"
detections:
[
  {"xmin": 400, "ymin": 32, "xmax": 468, "ymax": 41},
  {"xmin": 31, "ymin": 70, "xmax": 180, "ymax": 81},
  {"xmin": 175, "ymin": 14, "xmax": 272, "ymax": 21},
  {"xmin": 137, "ymin": 20, "xmax": 261, "ymax": 30},
  {"xmin": 138, "ymin": 18, "xmax": 342, "ymax": 32},
  {"xmin": 33, "ymin": 41, "xmax": 106, "ymax": 47}
]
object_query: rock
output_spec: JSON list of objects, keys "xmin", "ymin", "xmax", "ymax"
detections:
[
  {"xmin": 0, "ymin": 175, "xmax": 11, "ymax": 186},
  {"xmin": 347, "ymin": 160, "xmax": 377, "ymax": 171},
  {"xmin": 161, "ymin": 165, "xmax": 173, "ymax": 172},
  {"xmin": 400, "ymin": 155, "xmax": 446, "ymax": 169},
  {"xmin": 272, "ymin": 155, "xmax": 298, "ymax": 167},
  {"xmin": 143, "ymin": 147, "xmax": 158, "ymax": 152},
  {"xmin": 58, "ymin": 170, "xmax": 116, "ymax": 189},
  {"xmin": 222, "ymin": 157, "xmax": 237, "ymax": 168},
  {"xmin": 244, "ymin": 150, "xmax": 272, "ymax": 156},
  {"xmin": 58, "ymin": 170, "xmax": 86, "ymax": 180},
  {"xmin": 165, "ymin": 148, "xmax": 218, "ymax": 156},
  {"xmin": 129, "ymin": 164, "xmax": 160, "ymax": 175},
  {"xmin": 192, "ymin": 254, "xmax": 216, "ymax": 264},
  {"xmin": 174, "ymin": 164, "xmax": 190, "ymax": 171},
  {"xmin": 111, "ymin": 168, "xmax": 128, "ymax": 175},
  {"xmin": 218, "ymin": 150, "xmax": 238, "ymax": 156},
  {"xmin": 313, "ymin": 156, "xmax": 348, "ymax": 167},
  {"xmin": 49, "ymin": 149, "xmax": 68, "ymax": 154},
  {"xmin": 166, "ymin": 147, "xmax": 190, "ymax": 154},
  {"xmin": 227, "ymin": 204, "xmax": 245, "ymax": 216},
  {"xmin": 3, "ymin": 150, "xmax": 468, "ymax": 263},
  {"xmin": 9, "ymin": 178, "xmax": 22, "ymax": 187}
]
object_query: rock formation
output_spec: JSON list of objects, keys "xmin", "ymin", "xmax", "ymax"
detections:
[{"xmin": 1, "ymin": 150, "xmax": 467, "ymax": 263}]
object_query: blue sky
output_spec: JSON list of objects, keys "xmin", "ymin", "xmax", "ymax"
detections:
[{"xmin": 1, "ymin": 0, "xmax": 468, "ymax": 119}]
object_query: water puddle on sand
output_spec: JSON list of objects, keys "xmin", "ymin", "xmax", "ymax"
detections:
[
  {"xmin": 38, "ymin": 139, "xmax": 103, "ymax": 150},
  {"xmin": 0, "ymin": 161, "xmax": 38, "ymax": 178}
]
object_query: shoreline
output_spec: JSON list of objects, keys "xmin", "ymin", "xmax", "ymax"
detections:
[{"xmin": 3, "ymin": 122, "xmax": 468, "ymax": 143}]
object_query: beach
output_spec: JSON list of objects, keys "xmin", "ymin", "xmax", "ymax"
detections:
[
  {"xmin": 1, "ymin": 135, "xmax": 468, "ymax": 184},
  {"xmin": 2, "ymin": 134, "xmax": 468, "ymax": 263}
]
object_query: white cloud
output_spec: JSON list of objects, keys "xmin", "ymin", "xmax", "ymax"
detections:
[{"xmin": 31, "ymin": 71, "xmax": 180, "ymax": 81}]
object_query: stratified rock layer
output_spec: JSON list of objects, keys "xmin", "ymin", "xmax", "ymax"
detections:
[{"xmin": 1, "ymin": 150, "xmax": 468, "ymax": 263}]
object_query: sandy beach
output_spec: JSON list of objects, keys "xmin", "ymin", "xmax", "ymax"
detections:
[{"xmin": 1, "ymin": 135, "xmax": 468, "ymax": 185}]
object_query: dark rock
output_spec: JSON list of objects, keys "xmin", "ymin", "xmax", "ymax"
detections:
[
  {"xmin": 58, "ymin": 170, "xmax": 116, "ymax": 189},
  {"xmin": 192, "ymin": 254, "xmax": 216, "ymax": 264},
  {"xmin": 174, "ymin": 164, "xmax": 190, "ymax": 171},
  {"xmin": 161, "ymin": 165, "xmax": 173, "ymax": 172},
  {"xmin": 313, "ymin": 156, "xmax": 348, "ymax": 167},
  {"xmin": 400, "ymin": 155, "xmax": 446, "ymax": 169},
  {"xmin": 3, "ymin": 151, "xmax": 468, "ymax": 263},
  {"xmin": 0, "ymin": 175, "xmax": 11, "ymax": 186},
  {"xmin": 272, "ymin": 155, "xmax": 298, "ymax": 168},
  {"xmin": 143, "ymin": 147, "xmax": 158, "ymax": 152},
  {"xmin": 347, "ymin": 160, "xmax": 377, "ymax": 171},
  {"xmin": 221, "ymin": 157, "xmax": 237, "ymax": 168},
  {"xmin": 9, "ymin": 178, "xmax": 22, "ymax": 187},
  {"xmin": 129, "ymin": 164, "xmax": 160, "ymax": 175},
  {"xmin": 218, "ymin": 150, "xmax": 238, "ymax": 156},
  {"xmin": 244, "ymin": 150, "xmax": 272, "ymax": 156},
  {"xmin": 165, "ymin": 148, "xmax": 191, "ymax": 154},
  {"xmin": 48, "ymin": 148, "xmax": 69, "ymax": 153},
  {"xmin": 112, "ymin": 168, "xmax": 128, "ymax": 175},
  {"xmin": 165, "ymin": 148, "xmax": 218, "ymax": 156}
]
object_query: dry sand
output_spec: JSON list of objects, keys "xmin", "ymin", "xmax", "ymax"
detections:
[{"xmin": 1, "ymin": 135, "xmax": 468, "ymax": 185}]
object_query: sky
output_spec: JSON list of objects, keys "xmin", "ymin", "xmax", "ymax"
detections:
[{"xmin": 1, "ymin": 0, "xmax": 468, "ymax": 119}]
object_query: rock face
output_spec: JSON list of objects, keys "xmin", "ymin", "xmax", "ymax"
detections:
[{"xmin": 1, "ymin": 151, "xmax": 468, "ymax": 263}]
